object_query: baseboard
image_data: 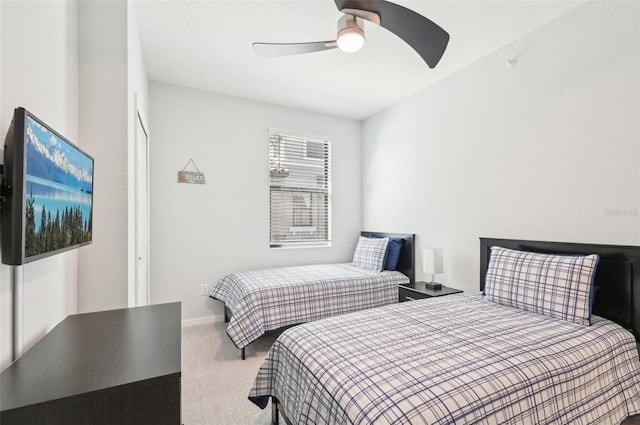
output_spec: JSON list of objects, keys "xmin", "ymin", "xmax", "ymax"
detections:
[{"xmin": 181, "ymin": 314, "xmax": 224, "ymax": 327}]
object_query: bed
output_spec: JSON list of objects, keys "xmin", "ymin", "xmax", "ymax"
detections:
[
  {"xmin": 210, "ymin": 231, "xmax": 415, "ymax": 359},
  {"xmin": 249, "ymin": 237, "xmax": 640, "ymax": 424}
]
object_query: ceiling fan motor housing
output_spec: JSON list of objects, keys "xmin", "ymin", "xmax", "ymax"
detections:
[{"xmin": 336, "ymin": 14, "xmax": 365, "ymax": 52}]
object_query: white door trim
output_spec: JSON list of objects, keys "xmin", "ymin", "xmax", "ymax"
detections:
[{"xmin": 134, "ymin": 95, "xmax": 150, "ymax": 306}]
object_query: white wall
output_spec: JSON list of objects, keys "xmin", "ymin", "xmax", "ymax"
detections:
[
  {"xmin": 0, "ymin": 0, "xmax": 81, "ymax": 369},
  {"xmin": 149, "ymin": 82, "xmax": 362, "ymax": 321},
  {"xmin": 362, "ymin": 1, "xmax": 640, "ymax": 293},
  {"xmin": 127, "ymin": 3, "xmax": 149, "ymax": 123},
  {"xmin": 77, "ymin": 0, "xmax": 130, "ymax": 314},
  {"xmin": 0, "ymin": 0, "xmax": 148, "ymax": 369},
  {"xmin": 127, "ymin": 2, "xmax": 150, "ymax": 307}
]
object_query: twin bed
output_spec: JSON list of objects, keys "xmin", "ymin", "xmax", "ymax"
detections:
[
  {"xmin": 210, "ymin": 232, "xmax": 415, "ymax": 359},
  {"xmin": 247, "ymin": 237, "xmax": 640, "ymax": 425}
]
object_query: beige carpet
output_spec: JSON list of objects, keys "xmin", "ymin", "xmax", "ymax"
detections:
[{"xmin": 181, "ymin": 321, "xmax": 278, "ymax": 425}]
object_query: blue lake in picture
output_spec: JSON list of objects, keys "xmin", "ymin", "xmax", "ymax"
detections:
[{"xmin": 26, "ymin": 175, "xmax": 92, "ymax": 232}]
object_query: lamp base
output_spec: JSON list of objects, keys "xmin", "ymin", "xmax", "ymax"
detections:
[{"xmin": 424, "ymin": 281, "xmax": 442, "ymax": 290}]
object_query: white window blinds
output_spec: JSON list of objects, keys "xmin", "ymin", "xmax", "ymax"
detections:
[{"xmin": 269, "ymin": 131, "xmax": 331, "ymax": 248}]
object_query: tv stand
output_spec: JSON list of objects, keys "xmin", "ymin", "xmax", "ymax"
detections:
[{"xmin": 0, "ymin": 302, "xmax": 181, "ymax": 425}]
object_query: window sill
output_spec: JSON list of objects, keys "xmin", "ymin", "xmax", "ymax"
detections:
[{"xmin": 270, "ymin": 242, "xmax": 331, "ymax": 249}]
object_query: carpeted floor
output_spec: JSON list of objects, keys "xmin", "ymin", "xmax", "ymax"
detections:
[{"xmin": 181, "ymin": 321, "xmax": 278, "ymax": 425}]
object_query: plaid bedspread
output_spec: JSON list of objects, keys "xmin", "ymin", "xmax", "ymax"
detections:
[
  {"xmin": 249, "ymin": 293, "xmax": 640, "ymax": 424},
  {"xmin": 210, "ymin": 263, "xmax": 407, "ymax": 348}
]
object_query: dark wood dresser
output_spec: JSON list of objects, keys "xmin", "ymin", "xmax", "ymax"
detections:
[{"xmin": 0, "ymin": 302, "xmax": 181, "ymax": 425}]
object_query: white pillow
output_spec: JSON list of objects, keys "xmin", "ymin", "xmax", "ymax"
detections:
[
  {"xmin": 484, "ymin": 246, "xmax": 599, "ymax": 326},
  {"xmin": 352, "ymin": 236, "xmax": 389, "ymax": 272}
]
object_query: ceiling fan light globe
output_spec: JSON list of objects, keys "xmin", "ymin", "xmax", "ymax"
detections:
[{"xmin": 337, "ymin": 27, "xmax": 364, "ymax": 52}]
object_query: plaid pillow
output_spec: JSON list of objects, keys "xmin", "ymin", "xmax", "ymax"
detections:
[
  {"xmin": 352, "ymin": 236, "xmax": 389, "ymax": 272},
  {"xmin": 484, "ymin": 246, "xmax": 599, "ymax": 326}
]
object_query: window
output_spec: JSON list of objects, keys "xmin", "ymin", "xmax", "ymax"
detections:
[{"xmin": 269, "ymin": 130, "xmax": 331, "ymax": 248}]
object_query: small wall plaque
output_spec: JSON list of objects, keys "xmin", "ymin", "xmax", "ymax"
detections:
[{"xmin": 178, "ymin": 159, "xmax": 206, "ymax": 184}]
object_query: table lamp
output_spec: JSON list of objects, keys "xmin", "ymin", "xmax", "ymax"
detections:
[{"xmin": 423, "ymin": 247, "xmax": 443, "ymax": 290}]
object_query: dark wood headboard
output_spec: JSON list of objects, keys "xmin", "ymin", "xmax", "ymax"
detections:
[
  {"xmin": 480, "ymin": 237, "xmax": 640, "ymax": 341},
  {"xmin": 361, "ymin": 232, "xmax": 415, "ymax": 283}
]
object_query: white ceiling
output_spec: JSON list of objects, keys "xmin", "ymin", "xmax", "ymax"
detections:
[{"xmin": 133, "ymin": 0, "xmax": 586, "ymax": 120}]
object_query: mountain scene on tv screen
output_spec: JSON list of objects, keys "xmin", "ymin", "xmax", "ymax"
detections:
[{"xmin": 24, "ymin": 117, "xmax": 93, "ymax": 258}]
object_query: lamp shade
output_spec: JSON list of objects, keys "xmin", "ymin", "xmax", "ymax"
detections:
[
  {"xmin": 423, "ymin": 248, "xmax": 444, "ymax": 275},
  {"xmin": 337, "ymin": 28, "xmax": 364, "ymax": 52}
]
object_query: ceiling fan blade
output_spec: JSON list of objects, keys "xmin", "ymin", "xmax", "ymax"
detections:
[
  {"xmin": 334, "ymin": 0, "xmax": 449, "ymax": 68},
  {"xmin": 253, "ymin": 41, "xmax": 337, "ymax": 58}
]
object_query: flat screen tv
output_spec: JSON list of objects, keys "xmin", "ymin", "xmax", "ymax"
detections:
[{"xmin": 1, "ymin": 107, "xmax": 94, "ymax": 265}]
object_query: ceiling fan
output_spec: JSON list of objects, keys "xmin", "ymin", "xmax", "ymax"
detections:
[{"xmin": 252, "ymin": 0, "xmax": 450, "ymax": 69}]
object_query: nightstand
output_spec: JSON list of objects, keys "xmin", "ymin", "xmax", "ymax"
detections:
[{"xmin": 399, "ymin": 281, "xmax": 463, "ymax": 302}]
